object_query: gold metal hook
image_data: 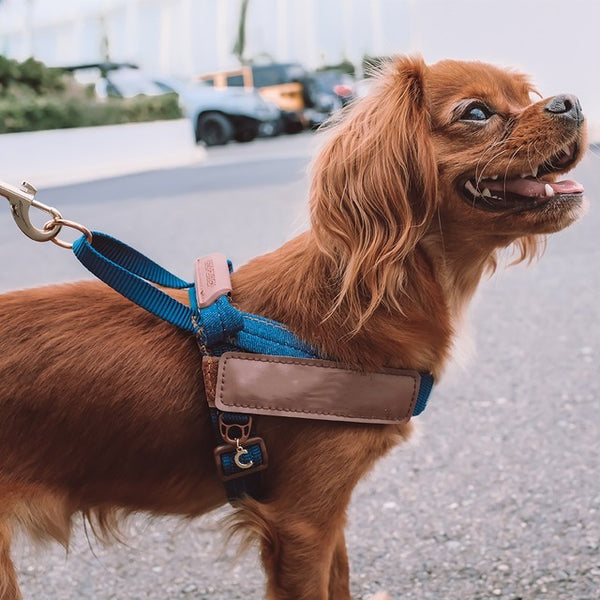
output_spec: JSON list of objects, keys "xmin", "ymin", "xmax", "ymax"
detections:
[
  {"xmin": 233, "ymin": 440, "xmax": 254, "ymax": 470},
  {"xmin": 0, "ymin": 179, "xmax": 62, "ymax": 242}
]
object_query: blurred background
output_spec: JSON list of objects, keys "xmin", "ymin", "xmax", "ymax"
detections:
[
  {"xmin": 1, "ymin": 0, "xmax": 600, "ymax": 110},
  {"xmin": 1, "ymin": 0, "xmax": 600, "ymax": 135},
  {"xmin": 0, "ymin": 2, "xmax": 598, "ymax": 600}
]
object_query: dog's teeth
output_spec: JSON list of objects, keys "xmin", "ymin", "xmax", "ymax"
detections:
[
  {"xmin": 482, "ymin": 188, "xmax": 492, "ymax": 197},
  {"xmin": 465, "ymin": 180, "xmax": 479, "ymax": 196},
  {"xmin": 490, "ymin": 174, "xmax": 498, "ymax": 180},
  {"xmin": 532, "ymin": 166, "xmax": 538, "ymax": 178},
  {"xmin": 544, "ymin": 183, "xmax": 555, "ymax": 197},
  {"xmin": 520, "ymin": 173, "xmax": 528, "ymax": 179}
]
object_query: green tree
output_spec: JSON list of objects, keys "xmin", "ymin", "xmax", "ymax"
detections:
[{"xmin": 233, "ymin": 0, "xmax": 250, "ymax": 65}]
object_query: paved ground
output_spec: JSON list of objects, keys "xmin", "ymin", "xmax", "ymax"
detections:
[{"xmin": 0, "ymin": 133, "xmax": 598, "ymax": 599}]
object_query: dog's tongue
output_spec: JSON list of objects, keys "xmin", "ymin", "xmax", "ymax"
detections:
[{"xmin": 484, "ymin": 178, "xmax": 584, "ymax": 198}]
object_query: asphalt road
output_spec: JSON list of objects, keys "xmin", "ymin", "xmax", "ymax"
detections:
[{"xmin": 1, "ymin": 134, "xmax": 598, "ymax": 600}]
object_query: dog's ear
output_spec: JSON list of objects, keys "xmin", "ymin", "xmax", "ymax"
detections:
[{"xmin": 310, "ymin": 55, "xmax": 438, "ymax": 330}]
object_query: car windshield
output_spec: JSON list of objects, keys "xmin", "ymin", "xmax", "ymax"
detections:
[
  {"xmin": 315, "ymin": 71, "xmax": 341, "ymax": 85},
  {"xmin": 107, "ymin": 69, "xmax": 166, "ymax": 97},
  {"xmin": 252, "ymin": 64, "xmax": 306, "ymax": 88}
]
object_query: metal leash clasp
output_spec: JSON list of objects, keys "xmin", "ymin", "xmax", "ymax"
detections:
[
  {"xmin": 1, "ymin": 178, "xmax": 92, "ymax": 248},
  {"xmin": 0, "ymin": 179, "xmax": 62, "ymax": 242}
]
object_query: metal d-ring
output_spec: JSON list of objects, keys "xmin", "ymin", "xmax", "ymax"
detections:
[
  {"xmin": 218, "ymin": 415, "xmax": 252, "ymax": 446},
  {"xmin": 44, "ymin": 218, "xmax": 93, "ymax": 250}
]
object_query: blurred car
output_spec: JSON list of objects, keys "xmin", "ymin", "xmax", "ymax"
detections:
[
  {"xmin": 303, "ymin": 70, "xmax": 355, "ymax": 127},
  {"xmin": 354, "ymin": 77, "xmax": 375, "ymax": 99},
  {"xmin": 64, "ymin": 62, "xmax": 281, "ymax": 146},
  {"xmin": 155, "ymin": 77, "xmax": 281, "ymax": 146},
  {"xmin": 63, "ymin": 62, "xmax": 162, "ymax": 98},
  {"xmin": 98, "ymin": 67, "xmax": 167, "ymax": 99},
  {"xmin": 197, "ymin": 63, "xmax": 309, "ymax": 133}
]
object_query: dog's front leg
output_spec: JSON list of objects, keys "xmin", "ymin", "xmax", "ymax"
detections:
[
  {"xmin": 0, "ymin": 522, "xmax": 21, "ymax": 600},
  {"xmin": 327, "ymin": 529, "xmax": 351, "ymax": 600},
  {"xmin": 259, "ymin": 511, "xmax": 344, "ymax": 600},
  {"xmin": 236, "ymin": 419, "xmax": 403, "ymax": 599},
  {"xmin": 235, "ymin": 472, "xmax": 353, "ymax": 599}
]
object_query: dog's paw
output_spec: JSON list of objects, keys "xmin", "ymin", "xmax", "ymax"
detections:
[{"xmin": 369, "ymin": 592, "xmax": 392, "ymax": 600}]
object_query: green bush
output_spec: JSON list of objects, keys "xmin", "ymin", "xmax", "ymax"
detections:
[
  {"xmin": 0, "ymin": 56, "xmax": 20, "ymax": 93},
  {"xmin": 0, "ymin": 56, "xmax": 183, "ymax": 133},
  {"xmin": 0, "ymin": 93, "xmax": 182, "ymax": 134},
  {"xmin": 317, "ymin": 60, "xmax": 356, "ymax": 76},
  {"xmin": 0, "ymin": 56, "xmax": 65, "ymax": 96}
]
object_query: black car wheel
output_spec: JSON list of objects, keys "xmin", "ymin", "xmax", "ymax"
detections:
[
  {"xmin": 234, "ymin": 123, "xmax": 259, "ymax": 143},
  {"xmin": 197, "ymin": 112, "xmax": 233, "ymax": 146},
  {"xmin": 281, "ymin": 112, "xmax": 304, "ymax": 134}
]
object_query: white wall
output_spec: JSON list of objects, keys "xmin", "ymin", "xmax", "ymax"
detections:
[
  {"xmin": 0, "ymin": 0, "xmax": 408, "ymax": 73},
  {"xmin": 409, "ymin": 0, "xmax": 600, "ymax": 125},
  {"xmin": 0, "ymin": 0, "xmax": 599, "ymax": 124}
]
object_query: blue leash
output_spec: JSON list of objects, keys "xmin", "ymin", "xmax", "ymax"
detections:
[
  {"xmin": 71, "ymin": 232, "xmax": 434, "ymax": 499},
  {"xmin": 73, "ymin": 232, "xmax": 318, "ymax": 359}
]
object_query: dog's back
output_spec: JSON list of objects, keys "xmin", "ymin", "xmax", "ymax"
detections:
[{"xmin": 0, "ymin": 282, "xmax": 224, "ymax": 564}]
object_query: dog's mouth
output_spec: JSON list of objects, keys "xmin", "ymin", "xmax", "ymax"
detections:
[{"xmin": 460, "ymin": 140, "xmax": 584, "ymax": 212}]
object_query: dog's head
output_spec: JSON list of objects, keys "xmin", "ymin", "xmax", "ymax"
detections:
[
  {"xmin": 310, "ymin": 56, "xmax": 587, "ymax": 325},
  {"xmin": 426, "ymin": 59, "xmax": 587, "ymax": 238}
]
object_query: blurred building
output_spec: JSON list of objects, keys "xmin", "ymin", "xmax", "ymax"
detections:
[
  {"xmin": 0, "ymin": 0, "xmax": 407, "ymax": 75},
  {"xmin": 0, "ymin": 0, "xmax": 599, "ymax": 126}
]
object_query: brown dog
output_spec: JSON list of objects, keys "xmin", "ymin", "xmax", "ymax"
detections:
[{"xmin": 0, "ymin": 57, "xmax": 587, "ymax": 599}]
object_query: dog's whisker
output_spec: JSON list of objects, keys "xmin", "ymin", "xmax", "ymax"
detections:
[
  {"xmin": 473, "ymin": 139, "xmax": 510, "ymax": 184},
  {"xmin": 525, "ymin": 143, "xmax": 539, "ymax": 178},
  {"xmin": 474, "ymin": 147, "xmax": 511, "ymax": 188},
  {"xmin": 501, "ymin": 146, "xmax": 526, "ymax": 193}
]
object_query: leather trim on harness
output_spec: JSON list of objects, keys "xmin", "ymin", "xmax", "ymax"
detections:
[{"xmin": 211, "ymin": 352, "xmax": 419, "ymax": 425}]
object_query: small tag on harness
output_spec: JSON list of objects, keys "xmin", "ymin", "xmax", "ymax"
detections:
[{"xmin": 195, "ymin": 253, "xmax": 232, "ymax": 309}]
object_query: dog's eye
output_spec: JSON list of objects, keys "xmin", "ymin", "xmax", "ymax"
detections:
[{"xmin": 461, "ymin": 104, "xmax": 492, "ymax": 122}]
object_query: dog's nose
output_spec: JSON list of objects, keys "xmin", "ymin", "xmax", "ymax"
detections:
[{"xmin": 544, "ymin": 94, "xmax": 584, "ymax": 124}]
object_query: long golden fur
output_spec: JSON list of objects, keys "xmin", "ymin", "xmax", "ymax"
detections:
[{"xmin": 0, "ymin": 57, "xmax": 587, "ymax": 599}]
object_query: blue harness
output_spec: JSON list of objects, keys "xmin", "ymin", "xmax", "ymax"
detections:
[{"xmin": 72, "ymin": 232, "xmax": 434, "ymax": 501}]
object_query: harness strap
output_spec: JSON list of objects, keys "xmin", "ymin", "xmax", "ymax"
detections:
[
  {"xmin": 413, "ymin": 373, "xmax": 434, "ymax": 416},
  {"xmin": 202, "ymin": 355, "xmax": 268, "ymax": 500},
  {"xmin": 73, "ymin": 232, "xmax": 318, "ymax": 358},
  {"xmin": 71, "ymin": 232, "xmax": 435, "ymax": 503},
  {"xmin": 72, "ymin": 232, "xmax": 316, "ymax": 502},
  {"xmin": 73, "ymin": 232, "xmax": 196, "ymax": 332},
  {"xmin": 210, "ymin": 408, "xmax": 267, "ymax": 501}
]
